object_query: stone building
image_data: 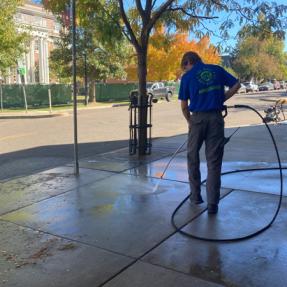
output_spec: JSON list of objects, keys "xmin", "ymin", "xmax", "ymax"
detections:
[{"xmin": 6, "ymin": 0, "xmax": 61, "ymax": 84}]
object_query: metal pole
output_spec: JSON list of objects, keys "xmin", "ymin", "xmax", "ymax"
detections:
[
  {"xmin": 84, "ymin": 51, "xmax": 88, "ymax": 105},
  {"xmin": 71, "ymin": 0, "xmax": 79, "ymax": 175},
  {"xmin": 48, "ymin": 87, "xmax": 52, "ymax": 113},
  {"xmin": 22, "ymin": 84, "xmax": 28, "ymax": 113},
  {"xmin": 0, "ymin": 83, "xmax": 3, "ymax": 112}
]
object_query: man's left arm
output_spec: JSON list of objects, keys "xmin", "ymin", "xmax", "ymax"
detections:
[
  {"xmin": 220, "ymin": 67, "xmax": 241, "ymax": 102},
  {"xmin": 224, "ymin": 81, "xmax": 240, "ymax": 102}
]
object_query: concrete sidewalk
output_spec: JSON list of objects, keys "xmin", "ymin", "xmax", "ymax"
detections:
[{"xmin": 0, "ymin": 123, "xmax": 286, "ymax": 287}]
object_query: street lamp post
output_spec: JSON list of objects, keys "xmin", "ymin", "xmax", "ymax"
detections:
[{"xmin": 71, "ymin": 0, "xmax": 79, "ymax": 175}]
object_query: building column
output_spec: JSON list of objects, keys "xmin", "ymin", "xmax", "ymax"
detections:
[
  {"xmin": 39, "ymin": 37, "xmax": 44, "ymax": 83},
  {"xmin": 7, "ymin": 67, "xmax": 11, "ymax": 84},
  {"xmin": 30, "ymin": 39, "xmax": 35, "ymax": 83},
  {"xmin": 44, "ymin": 39, "xmax": 49, "ymax": 83},
  {"xmin": 23, "ymin": 53, "xmax": 28, "ymax": 84},
  {"xmin": 25, "ymin": 51, "xmax": 30, "ymax": 83}
]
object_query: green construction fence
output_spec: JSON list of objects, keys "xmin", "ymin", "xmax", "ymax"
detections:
[
  {"xmin": 94, "ymin": 82, "xmax": 179, "ymax": 102},
  {"xmin": 0, "ymin": 82, "xmax": 180, "ymax": 107},
  {"xmin": 95, "ymin": 83, "xmax": 138, "ymax": 102},
  {"xmin": 0, "ymin": 84, "xmax": 72, "ymax": 108}
]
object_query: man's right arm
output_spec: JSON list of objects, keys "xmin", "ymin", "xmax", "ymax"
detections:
[{"xmin": 181, "ymin": 100, "xmax": 190, "ymax": 123}]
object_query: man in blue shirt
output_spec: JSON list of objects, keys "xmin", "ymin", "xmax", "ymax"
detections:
[{"xmin": 179, "ymin": 51, "xmax": 240, "ymax": 214}]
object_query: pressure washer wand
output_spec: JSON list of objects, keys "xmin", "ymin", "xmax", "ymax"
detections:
[
  {"xmin": 159, "ymin": 138, "xmax": 188, "ymax": 179},
  {"xmin": 160, "ymin": 127, "xmax": 240, "ymax": 179},
  {"xmin": 222, "ymin": 127, "xmax": 240, "ymax": 145}
]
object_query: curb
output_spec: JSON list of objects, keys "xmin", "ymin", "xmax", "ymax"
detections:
[
  {"xmin": 0, "ymin": 103, "xmax": 129, "ymax": 119},
  {"xmin": 112, "ymin": 103, "xmax": 130, "ymax": 107},
  {"xmin": 0, "ymin": 112, "xmax": 68, "ymax": 119}
]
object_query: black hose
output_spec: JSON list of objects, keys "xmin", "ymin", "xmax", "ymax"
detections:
[{"xmin": 171, "ymin": 104, "xmax": 285, "ymax": 242}]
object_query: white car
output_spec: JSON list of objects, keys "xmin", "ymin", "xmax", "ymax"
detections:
[
  {"xmin": 238, "ymin": 84, "xmax": 247, "ymax": 93},
  {"xmin": 242, "ymin": 82, "xmax": 258, "ymax": 92}
]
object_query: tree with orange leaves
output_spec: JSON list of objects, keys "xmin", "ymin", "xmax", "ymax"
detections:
[
  {"xmin": 170, "ymin": 34, "xmax": 221, "ymax": 80},
  {"xmin": 126, "ymin": 27, "xmax": 220, "ymax": 81}
]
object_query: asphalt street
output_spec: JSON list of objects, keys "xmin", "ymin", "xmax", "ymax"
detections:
[{"xmin": 0, "ymin": 90, "xmax": 286, "ymax": 181}]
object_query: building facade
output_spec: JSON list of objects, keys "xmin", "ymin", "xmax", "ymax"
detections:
[{"xmin": 6, "ymin": 1, "xmax": 61, "ymax": 84}]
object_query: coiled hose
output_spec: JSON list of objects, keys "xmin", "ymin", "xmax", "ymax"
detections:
[{"xmin": 170, "ymin": 104, "xmax": 285, "ymax": 242}]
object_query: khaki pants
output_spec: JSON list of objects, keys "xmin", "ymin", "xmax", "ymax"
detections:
[{"xmin": 187, "ymin": 111, "xmax": 224, "ymax": 205}]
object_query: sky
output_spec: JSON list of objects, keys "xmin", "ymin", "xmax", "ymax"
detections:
[{"xmin": 187, "ymin": 1, "xmax": 287, "ymax": 52}]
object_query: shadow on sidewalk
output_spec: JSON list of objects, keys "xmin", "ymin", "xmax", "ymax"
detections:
[{"xmin": 0, "ymin": 139, "xmax": 129, "ymax": 181}]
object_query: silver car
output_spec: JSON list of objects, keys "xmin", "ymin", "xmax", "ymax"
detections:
[
  {"xmin": 237, "ymin": 83, "xmax": 247, "ymax": 93},
  {"xmin": 242, "ymin": 82, "xmax": 259, "ymax": 92},
  {"xmin": 258, "ymin": 82, "xmax": 274, "ymax": 91}
]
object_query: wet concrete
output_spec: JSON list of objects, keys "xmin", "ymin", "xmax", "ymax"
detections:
[
  {"xmin": 75, "ymin": 146, "xmax": 180, "ymax": 172},
  {"xmin": 0, "ymin": 167, "xmax": 113, "ymax": 216},
  {"xmin": 0, "ymin": 124, "xmax": 287, "ymax": 286},
  {"xmin": 1, "ymin": 172, "xmax": 230, "ymax": 258},
  {"xmin": 143, "ymin": 196, "xmax": 287, "ymax": 287},
  {"xmin": 127, "ymin": 156, "xmax": 287, "ymax": 196},
  {"xmin": 181, "ymin": 190, "xmax": 282, "ymax": 239},
  {"xmin": 104, "ymin": 261, "xmax": 224, "ymax": 287}
]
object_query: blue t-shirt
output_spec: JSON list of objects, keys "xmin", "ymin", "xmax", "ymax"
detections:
[{"xmin": 178, "ymin": 62, "xmax": 238, "ymax": 112}]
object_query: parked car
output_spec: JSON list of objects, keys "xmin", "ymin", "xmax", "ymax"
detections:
[
  {"xmin": 258, "ymin": 82, "xmax": 274, "ymax": 91},
  {"xmin": 242, "ymin": 82, "xmax": 258, "ymax": 92},
  {"xmin": 237, "ymin": 83, "xmax": 247, "ymax": 93},
  {"xmin": 146, "ymin": 82, "xmax": 174, "ymax": 102},
  {"xmin": 271, "ymin": 79, "xmax": 281, "ymax": 90},
  {"xmin": 279, "ymin": 81, "xmax": 287, "ymax": 89}
]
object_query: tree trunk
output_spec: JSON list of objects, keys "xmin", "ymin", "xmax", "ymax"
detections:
[
  {"xmin": 137, "ymin": 49, "xmax": 148, "ymax": 156},
  {"xmin": 88, "ymin": 79, "xmax": 96, "ymax": 102}
]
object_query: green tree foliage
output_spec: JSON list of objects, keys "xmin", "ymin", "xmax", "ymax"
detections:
[
  {"xmin": 233, "ymin": 37, "xmax": 287, "ymax": 80},
  {"xmin": 0, "ymin": 0, "xmax": 29, "ymax": 74},
  {"xmin": 232, "ymin": 17, "xmax": 287, "ymax": 80},
  {"xmin": 46, "ymin": 0, "xmax": 132, "ymax": 92},
  {"xmin": 238, "ymin": 9, "xmax": 286, "ymax": 41},
  {"xmin": 50, "ymin": 29, "xmax": 131, "ymax": 83}
]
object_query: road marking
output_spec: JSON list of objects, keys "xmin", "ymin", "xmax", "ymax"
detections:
[{"xmin": 0, "ymin": 133, "xmax": 35, "ymax": 142}]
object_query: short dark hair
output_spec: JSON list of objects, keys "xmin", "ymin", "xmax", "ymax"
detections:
[{"xmin": 181, "ymin": 51, "xmax": 202, "ymax": 69}]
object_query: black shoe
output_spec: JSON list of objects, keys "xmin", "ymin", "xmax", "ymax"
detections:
[
  {"xmin": 189, "ymin": 194, "xmax": 204, "ymax": 205},
  {"xmin": 208, "ymin": 204, "xmax": 218, "ymax": 214}
]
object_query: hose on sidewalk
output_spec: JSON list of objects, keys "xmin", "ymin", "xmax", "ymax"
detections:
[{"xmin": 168, "ymin": 104, "xmax": 285, "ymax": 242}]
